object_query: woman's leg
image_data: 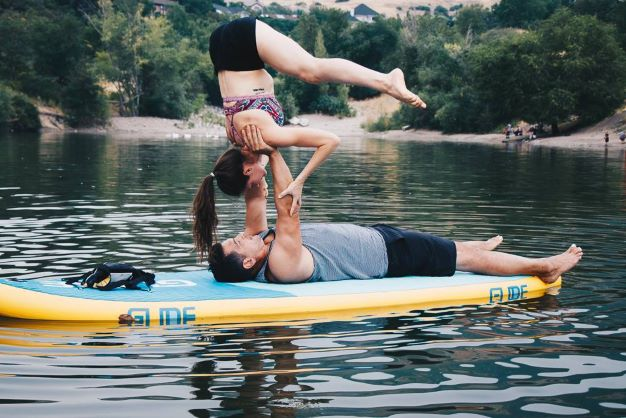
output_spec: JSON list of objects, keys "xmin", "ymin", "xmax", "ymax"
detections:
[
  {"xmin": 255, "ymin": 20, "xmax": 426, "ymax": 108},
  {"xmin": 455, "ymin": 243, "xmax": 583, "ymax": 284}
]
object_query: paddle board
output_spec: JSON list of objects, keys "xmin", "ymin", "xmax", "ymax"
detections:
[{"xmin": 0, "ymin": 270, "xmax": 560, "ymax": 324}]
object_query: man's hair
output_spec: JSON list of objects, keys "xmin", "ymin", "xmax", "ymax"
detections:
[{"xmin": 208, "ymin": 243, "xmax": 258, "ymax": 283}]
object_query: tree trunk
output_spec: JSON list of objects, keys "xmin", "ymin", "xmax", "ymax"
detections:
[{"xmin": 551, "ymin": 122, "xmax": 560, "ymax": 136}]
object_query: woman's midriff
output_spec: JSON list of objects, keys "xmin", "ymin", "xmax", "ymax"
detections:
[
  {"xmin": 218, "ymin": 69, "xmax": 276, "ymax": 144},
  {"xmin": 218, "ymin": 69, "xmax": 274, "ymax": 100}
]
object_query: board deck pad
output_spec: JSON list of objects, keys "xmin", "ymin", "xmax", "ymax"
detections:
[{"xmin": 0, "ymin": 270, "xmax": 560, "ymax": 324}]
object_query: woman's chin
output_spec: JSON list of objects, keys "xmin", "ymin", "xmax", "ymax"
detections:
[{"xmin": 246, "ymin": 179, "xmax": 264, "ymax": 190}]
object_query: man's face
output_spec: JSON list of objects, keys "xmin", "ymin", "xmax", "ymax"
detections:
[
  {"xmin": 241, "ymin": 149, "xmax": 267, "ymax": 186},
  {"xmin": 222, "ymin": 232, "xmax": 265, "ymax": 268}
]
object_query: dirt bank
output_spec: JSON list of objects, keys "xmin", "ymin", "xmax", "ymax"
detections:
[{"xmin": 66, "ymin": 97, "xmax": 626, "ymax": 151}]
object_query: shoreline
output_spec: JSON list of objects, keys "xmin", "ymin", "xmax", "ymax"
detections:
[{"xmin": 58, "ymin": 101, "xmax": 626, "ymax": 152}]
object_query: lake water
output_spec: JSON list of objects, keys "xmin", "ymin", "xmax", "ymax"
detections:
[{"xmin": 1, "ymin": 132, "xmax": 625, "ymax": 417}]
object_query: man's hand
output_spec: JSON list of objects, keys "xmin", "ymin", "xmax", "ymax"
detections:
[
  {"xmin": 278, "ymin": 178, "xmax": 303, "ymax": 216},
  {"xmin": 241, "ymin": 124, "xmax": 274, "ymax": 155}
]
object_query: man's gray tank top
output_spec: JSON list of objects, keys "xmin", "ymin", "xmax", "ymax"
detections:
[{"xmin": 254, "ymin": 223, "xmax": 388, "ymax": 283}]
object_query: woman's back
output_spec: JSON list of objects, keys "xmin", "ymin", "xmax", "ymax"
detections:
[{"xmin": 217, "ymin": 69, "xmax": 274, "ymax": 98}]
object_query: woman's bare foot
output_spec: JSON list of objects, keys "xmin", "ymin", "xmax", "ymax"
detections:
[
  {"xmin": 538, "ymin": 244, "xmax": 583, "ymax": 284},
  {"xmin": 385, "ymin": 68, "xmax": 427, "ymax": 109}
]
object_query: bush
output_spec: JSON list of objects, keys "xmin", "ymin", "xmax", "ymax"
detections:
[
  {"xmin": 0, "ymin": 85, "xmax": 12, "ymax": 126},
  {"xmin": 62, "ymin": 70, "xmax": 109, "ymax": 127},
  {"xmin": 276, "ymin": 90, "xmax": 299, "ymax": 121},
  {"xmin": 310, "ymin": 94, "xmax": 352, "ymax": 116},
  {"xmin": 364, "ymin": 114, "xmax": 400, "ymax": 132},
  {"xmin": 10, "ymin": 92, "xmax": 40, "ymax": 132},
  {"xmin": 0, "ymin": 85, "xmax": 40, "ymax": 132}
]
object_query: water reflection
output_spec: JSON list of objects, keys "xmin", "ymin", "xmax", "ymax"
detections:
[
  {"xmin": 1, "ymin": 132, "xmax": 626, "ymax": 415},
  {"xmin": 2, "ymin": 297, "xmax": 625, "ymax": 416}
]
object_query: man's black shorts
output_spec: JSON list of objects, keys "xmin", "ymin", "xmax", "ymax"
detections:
[{"xmin": 371, "ymin": 224, "xmax": 457, "ymax": 277}]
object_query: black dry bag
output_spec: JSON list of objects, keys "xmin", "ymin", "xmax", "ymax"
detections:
[{"xmin": 65, "ymin": 263, "xmax": 155, "ymax": 291}]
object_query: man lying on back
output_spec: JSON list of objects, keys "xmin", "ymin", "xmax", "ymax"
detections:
[{"xmin": 207, "ymin": 127, "xmax": 582, "ymax": 284}]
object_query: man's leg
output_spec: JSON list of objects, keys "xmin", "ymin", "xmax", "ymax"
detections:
[
  {"xmin": 455, "ymin": 242, "xmax": 583, "ymax": 284},
  {"xmin": 255, "ymin": 20, "xmax": 426, "ymax": 108}
]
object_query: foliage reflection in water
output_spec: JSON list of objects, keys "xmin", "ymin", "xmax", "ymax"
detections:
[{"xmin": 0, "ymin": 132, "xmax": 625, "ymax": 416}]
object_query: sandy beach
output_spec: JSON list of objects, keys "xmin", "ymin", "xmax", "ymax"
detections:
[{"xmin": 65, "ymin": 97, "xmax": 626, "ymax": 151}]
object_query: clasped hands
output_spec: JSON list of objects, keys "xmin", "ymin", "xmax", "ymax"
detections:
[{"xmin": 240, "ymin": 124, "xmax": 302, "ymax": 216}]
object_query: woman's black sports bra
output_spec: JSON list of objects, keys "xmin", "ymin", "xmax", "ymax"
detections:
[{"xmin": 209, "ymin": 17, "xmax": 265, "ymax": 73}]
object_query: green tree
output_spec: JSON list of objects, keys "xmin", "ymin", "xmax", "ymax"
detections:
[
  {"xmin": 140, "ymin": 17, "xmax": 211, "ymax": 118},
  {"xmin": 0, "ymin": 11, "xmax": 36, "ymax": 92},
  {"xmin": 291, "ymin": 13, "xmax": 322, "ymax": 54},
  {"xmin": 340, "ymin": 18, "xmax": 400, "ymax": 99},
  {"xmin": 0, "ymin": 85, "xmax": 40, "ymax": 131},
  {"xmin": 0, "ymin": 4, "xmax": 108, "ymax": 129},
  {"xmin": 434, "ymin": 5, "xmax": 449, "ymax": 17},
  {"xmin": 570, "ymin": 0, "xmax": 626, "ymax": 49},
  {"xmin": 260, "ymin": 16, "xmax": 298, "ymax": 36},
  {"xmin": 178, "ymin": 0, "xmax": 215, "ymax": 15},
  {"xmin": 62, "ymin": 68, "xmax": 109, "ymax": 127},
  {"xmin": 93, "ymin": 0, "xmax": 146, "ymax": 116},
  {"xmin": 529, "ymin": 9, "xmax": 626, "ymax": 132},
  {"xmin": 28, "ymin": 12, "xmax": 87, "ymax": 101},
  {"xmin": 455, "ymin": 5, "xmax": 492, "ymax": 38},
  {"xmin": 310, "ymin": 7, "xmax": 350, "ymax": 56},
  {"xmin": 166, "ymin": 3, "xmax": 194, "ymax": 37},
  {"xmin": 393, "ymin": 15, "xmax": 466, "ymax": 130},
  {"xmin": 467, "ymin": 29, "xmax": 536, "ymax": 127},
  {"xmin": 492, "ymin": 0, "xmax": 561, "ymax": 28}
]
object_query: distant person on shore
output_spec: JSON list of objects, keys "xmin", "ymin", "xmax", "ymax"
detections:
[
  {"xmin": 605, "ymin": 131, "xmax": 610, "ymax": 144},
  {"xmin": 194, "ymin": 17, "xmax": 428, "ymax": 246},
  {"xmin": 619, "ymin": 131, "xmax": 625, "ymax": 143},
  {"xmin": 202, "ymin": 129, "xmax": 583, "ymax": 285}
]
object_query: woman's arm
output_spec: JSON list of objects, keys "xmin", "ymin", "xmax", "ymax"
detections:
[{"xmin": 235, "ymin": 110, "xmax": 340, "ymax": 215}]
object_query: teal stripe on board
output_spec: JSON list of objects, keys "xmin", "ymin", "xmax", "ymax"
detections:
[
  {"xmin": 0, "ymin": 270, "xmax": 292, "ymax": 302},
  {"xmin": 0, "ymin": 271, "xmax": 532, "ymax": 302}
]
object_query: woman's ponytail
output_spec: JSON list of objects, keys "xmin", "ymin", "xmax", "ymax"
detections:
[
  {"xmin": 192, "ymin": 174, "xmax": 218, "ymax": 262},
  {"xmin": 191, "ymin": 148, "xmax": 248, "ymax": 261}
]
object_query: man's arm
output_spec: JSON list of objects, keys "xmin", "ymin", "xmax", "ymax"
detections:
[
  {"xmin": 266, "ymin": 149, "xmax": 314, "ymax": 283},
  {"xmin": 243, "ymin": 177, "xmax": 268, "ymax": 236}
]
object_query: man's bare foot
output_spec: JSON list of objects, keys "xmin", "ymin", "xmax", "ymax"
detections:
[
  {"xmin": 464, "ymin": 235, "xmax": 503, "ymax": 251},
  {"xmin": 385, "ymin": 68, "xmax": 427, "ymax": 109},
  {"xmin": 482, "ymin": 235, "xmax": 503, "ymax": 251},
  {"xmin": 538, "ymin": 244, "xmax": 583, "ymax": 284}
]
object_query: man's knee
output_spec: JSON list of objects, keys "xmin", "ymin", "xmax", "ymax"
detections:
[{"xmin": 455, "ymin": 243, "xmax": 478, "ymax": 270}]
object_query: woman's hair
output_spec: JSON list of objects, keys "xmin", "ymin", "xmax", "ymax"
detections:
[{"xmin": 191, "ymin": 148, "xmax": 248, "ymax": 261}]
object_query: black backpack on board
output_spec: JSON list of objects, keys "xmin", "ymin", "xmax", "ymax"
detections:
[{"xmin": 65, "ymin": 263, "xmax": 155, "ymax": 291}]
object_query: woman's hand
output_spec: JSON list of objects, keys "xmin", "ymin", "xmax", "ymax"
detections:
[
  {"xmin": 241, "ymin": 124, "xmax": 274, "ymax": 154},
  {"xmin": 278, "ymin": 178, "xmax": 303, "ymax": 216}
]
